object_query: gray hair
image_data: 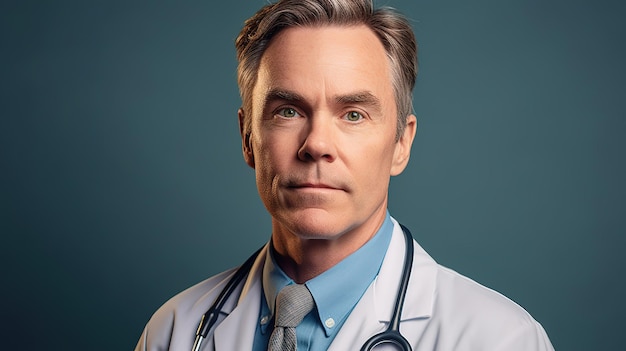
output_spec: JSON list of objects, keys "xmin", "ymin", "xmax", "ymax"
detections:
[{"xmin": 236, "ymin": 0, "xmax": 417, "ymax": 140}]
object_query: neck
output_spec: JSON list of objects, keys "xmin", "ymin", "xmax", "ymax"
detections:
[{"xmin": 270, "ymin": 210, "xmax": 387, "ymax": 283}]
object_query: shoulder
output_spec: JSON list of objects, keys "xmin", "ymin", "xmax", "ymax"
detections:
[
  {"xmin": 433, "ymin": 264, "xmax": 536, "ymax": 324},
  {"xmin": 426, "ymin": 261, "xmax": 553, "ymax": 350},
  {"xmin": 135, "ymin": 268, "xmax": 237, "ymax": 350},
  {"xmin": 135, "ymin": 245, "xmax": 269, "ymax": 350},
  {"xmin": 159, "ymin": 268, "xmax": 237, "ymax": 318},
  {"xmin": 392, "ymin": 226, "xmax": 553, "ymax": 350}
]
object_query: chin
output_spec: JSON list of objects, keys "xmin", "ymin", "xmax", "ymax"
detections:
[{"xmin": 279, "ymin": 209, "xmax": 353, "ymax": 240}]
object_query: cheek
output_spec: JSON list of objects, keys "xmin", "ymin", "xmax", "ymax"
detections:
[
  {"xmin": 253, "ymin": 156, "xmax": 276, "ymax": 207},
  {"xmin": 361, "ymin": 141, "xmax": 396, "ymax": 173},
  {"xmin": 255, "ymin": 129, "xmax": 299, "ymax": 164},
  {"xmin": 252, "ymin": 136, "xmax": 287, "ymax": 186},
  {"xmin": 255, "ymin": 136, "xmax": 282, "ymax": 164}
]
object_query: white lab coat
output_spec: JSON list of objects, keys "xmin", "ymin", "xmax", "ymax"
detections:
[{"xmin": 135, "ymin": 219, "xmax": 554, "ymax": 350}]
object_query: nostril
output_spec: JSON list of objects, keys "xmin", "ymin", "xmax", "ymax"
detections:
[{"xmin": 297, "ymin": 148, "xmax": 314, "ymax": 161}]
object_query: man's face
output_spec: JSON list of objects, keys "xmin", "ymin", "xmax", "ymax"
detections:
[{"xmin": 241, "ymin": 25, "xmax": 415, "ymax": 242}]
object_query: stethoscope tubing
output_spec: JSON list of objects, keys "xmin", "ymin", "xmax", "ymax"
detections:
[
  {"xmin": 360, "ymin": 224, "xmax": 414, "ymax": 351},
  {"xmin": 192, "ymin": 225, "xmax": 415, "ymax": 351},
  {"xmin": 192, "ymin": 247, "xmax": 263, "ymax": 351}
]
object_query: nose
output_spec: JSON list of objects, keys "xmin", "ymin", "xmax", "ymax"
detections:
[{"xmin": 297, "ymin": 117, "xmax": 337, "ymax": 162}]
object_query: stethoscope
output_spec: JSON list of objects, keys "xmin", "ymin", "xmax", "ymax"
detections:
[{"xmin": 192, "ymin": 224, "xmax": 415, "ymax": 351}]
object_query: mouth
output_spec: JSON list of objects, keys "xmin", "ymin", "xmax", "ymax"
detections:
[
  {"xmin": 294, "ymin": 183, "xmax": 336, "ymax": 189},
  {"xmin": 287, "ymin": 181, "xmax": 345, "ymax": 192}
]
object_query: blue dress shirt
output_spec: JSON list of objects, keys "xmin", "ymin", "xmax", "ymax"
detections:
[{"xmin": 252, "ymin": 213, "xmax": 394, "ymax": 351}]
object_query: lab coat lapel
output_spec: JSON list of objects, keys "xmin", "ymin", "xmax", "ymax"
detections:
[
  {"xmin": 212, "ymin": 246, "xmax": 267, "ymax": 351},
  {"xmin": 328, "ymin": 219, "xmax": 437, "ymax": 350},
  {"xmin": 374, "ymin": 219, "xmax": 437, "ymax": 324}
]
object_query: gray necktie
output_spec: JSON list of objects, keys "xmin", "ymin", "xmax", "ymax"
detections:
[{"xmin": 268, "ymin": 284, "xmax": 315, "ymax": 351}]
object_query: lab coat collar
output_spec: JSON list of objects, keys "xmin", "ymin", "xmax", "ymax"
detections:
[
  {"xmin": 212, "ymin": 244, "xmax": 268, "ymax": 351},
  {"xmin": 374, "ymin": 217, "xmax": 437, "ymax": 323},
  {"xmin": 212, "ymin": 219, "xmax": 438, "ymax": 350},
  {"xmin": 328, "ymin": 218, "xmax": 438, "ymax": 349}
]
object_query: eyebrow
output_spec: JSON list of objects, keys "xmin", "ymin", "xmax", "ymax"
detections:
[
  {"xmin": 335, "ymin": 90, "xmax": 383, "ymax": 116},
  {"xmin": 263, "ymin": 88, "xmax": 384, "ymax": 115},
  {"xmin": 264, "ymin": 88, "xmax": 306, "ymax": 105},
  {"xmin": 335, "ymin": 91, "xmax": 382, "ymax": 112}
]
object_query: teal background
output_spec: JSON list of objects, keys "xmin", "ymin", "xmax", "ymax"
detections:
[{"xmin": 2, "ymin": 0, "xmax": 624, "ymax": 350}]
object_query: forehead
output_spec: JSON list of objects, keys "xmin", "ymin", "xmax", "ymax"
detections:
[{"xmin": 254, "ymin": 25, "xmax": 395, "ymax": 108}]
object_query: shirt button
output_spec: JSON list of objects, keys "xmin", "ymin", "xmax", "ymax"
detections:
[
  {"xmin": 325, "ymin": 318, "xmax": 335, "ymax": 328},
  {"xmin": 260, "ymin": 315, "xmax": 270, "ymax": 325}
]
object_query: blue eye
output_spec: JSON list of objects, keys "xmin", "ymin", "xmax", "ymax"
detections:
[
  {"xmin": 345, "ymin": 111, "xmax": 363, "ymax": 121},
  {"xmin": 277, "ymin": 107, "xmax": 299, "ymax": 118}
]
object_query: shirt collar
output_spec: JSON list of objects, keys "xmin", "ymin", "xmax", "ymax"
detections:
[{"xmin": 262, "ymin": 212, "xmax": 394, "ymax": 336}]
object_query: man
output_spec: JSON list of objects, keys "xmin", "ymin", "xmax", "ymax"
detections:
[{"xmin": 136, "ymin": 0, "xmax": 554, "ymax": 350}]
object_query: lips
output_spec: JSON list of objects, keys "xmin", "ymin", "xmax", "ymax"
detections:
[
  {"xmin": 285, "ymin": 179, "xmax": 347, "ymax": 192},
  {"xmin": 292, "ymin": 182, "xmax": 338, "ymax": 189}
]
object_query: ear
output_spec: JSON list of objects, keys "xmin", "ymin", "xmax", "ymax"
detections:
[
  {"xmin": 390, "ymin": 114, "xmax": 417, "ymax": 176},
  {"xmin": 238, "ymin": 108, "xmax": 255, "ymax": 168}
]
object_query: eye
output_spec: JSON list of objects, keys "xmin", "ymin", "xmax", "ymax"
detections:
[
  {"xmin": 276, "ymin": 107, "xmax": 300, "ymax": 118},
  {"xmin": 345, "ymin": 111, "xmax": 363, "ymax": 122}
]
